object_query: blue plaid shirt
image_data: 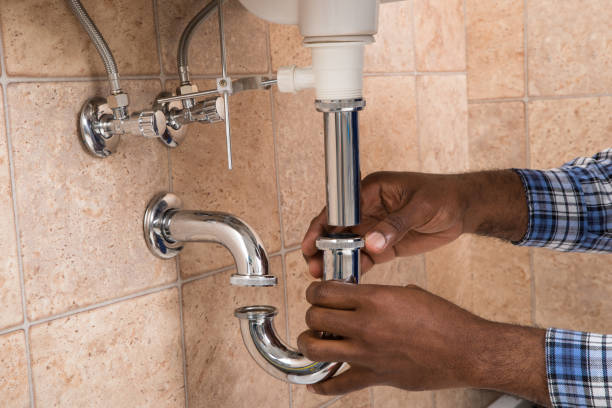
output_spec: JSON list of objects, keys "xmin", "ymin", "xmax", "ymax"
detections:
[{"xmin": 514, "ymin": 148, "xmax": 612, "ymax": 407}]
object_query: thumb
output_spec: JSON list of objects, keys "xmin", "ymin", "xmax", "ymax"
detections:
[{"xmin": 365, "ymin": 199, "xmax": 431, "ymax": 254}]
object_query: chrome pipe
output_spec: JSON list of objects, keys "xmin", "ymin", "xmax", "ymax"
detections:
[
  {"xmin": 316, "ymin": 234, "xmax": 363, "ymax": 284},
  {"xmin": 66, "ymin": 0, "xmax": 120, "ymax": 93},
  {"xmin": 317, "ymin": 99, "xmax": 365, "ymax": 227},
  {"xmin": 177, "ymin": 0, "xmax": 218, "ymax": 85},
  {"xmin": 235, "ymin": 306, "xmax": 343, "ymax": 384},
  {"xmin": 234, "ymin": 234, "xmax": 363, "ymax": 384},
  {"xmin": 143, "ymin": 192, "xmax": 277, "ymax": 287}
]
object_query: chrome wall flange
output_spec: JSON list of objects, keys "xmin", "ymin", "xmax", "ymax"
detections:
[
  {"xmin": 143, "ymin": 192, "xmax": 184, "ymax": 259},
  {"xmin": 79, "ymin": 97, "xmax": 119, "ymax": 158}
]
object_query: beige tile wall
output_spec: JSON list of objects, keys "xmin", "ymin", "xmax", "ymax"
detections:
[{"xmin": 0, "ymin": 0, "xmax": 609, "ymax": 407}]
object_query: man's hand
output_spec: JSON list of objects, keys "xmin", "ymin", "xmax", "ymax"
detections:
[
  {"xmin": 298, "ymin": 281, "xmax": 550, "ymax": 406},
  {"xmin": 302, "ymin": 171, "xmax": 527, "ymax": 278}
]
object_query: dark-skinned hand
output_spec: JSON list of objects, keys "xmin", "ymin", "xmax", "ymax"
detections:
[
  {"xmin": 298, "ymin": 281, "xmax": 549, "ymax": 406},
  {"xmin": 302, "ymin": 171, "xmax": 527, "ymax": 278}
]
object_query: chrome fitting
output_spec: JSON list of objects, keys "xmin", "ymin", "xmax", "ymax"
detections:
[
  {"xmin": 177, "ymin": 83, "xmax": 199, "ymax": 110},
  {"xmin": 79, "ymin": 96, "xmax": 168, "ymax": 158},
  {"xmin": 143, "ymin": 192, "xmax": 277, "ymax": 287},
  {"xmin": 316, "ymin": 234, "xmax": 364, "ymax": 284},
  {"xmin": 315, "ymin": 98, "xmax": 366, "ymax": 113},
  {"xmin": 107, "ymin": 92, "xmax": 129, "ymax": 109},
  {"xmin": 193, "ymin": 97, "xmax": 225, "ymax": 123}
]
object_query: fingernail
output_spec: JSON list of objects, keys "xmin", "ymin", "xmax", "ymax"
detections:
[
  {"xmin": 306, "ymin": 385, "xmax": 314, "ymax": 393},
  {"xmin": 367, "ymin": 232, "xmax": 386, "ymax": 250}
]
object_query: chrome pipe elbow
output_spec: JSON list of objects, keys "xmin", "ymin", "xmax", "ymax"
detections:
[
  {"xmin": 235, "ymin": 305, "xmax": 344, "ymax": 384},
  {"xmin": 144, "ymin": 192, "xmax": 277, "ymax": 287},
  {"xmin": 235, "ymin": 235, "xmax": 363, "ymax": 384}
]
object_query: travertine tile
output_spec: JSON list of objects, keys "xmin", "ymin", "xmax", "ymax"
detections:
[
  {"xmin": 270, "ymin": 24, "xmax": 311, "ymax": 72},
  {"xmin": 468, "ymin": 102, "xmax": 526, "ymax": 171},
  {"xmin": 171, "ymin": 80, "xmax": 280, "ymax": 277},
  {"xmin": 425, "ymin": 235, "xmax": 473, "ymax": 310},
  {"xmin": 0, "ymin": 86, "xmax": 22, "ymax": 330},
  {"xmin": 372, "ymin": 387, "xmax": 433, "ymax": 408},
  {"xmin": 528, "ymin": 97, "xmax": 612, "ymax": 169},
  {"xmin": 276, "ymin": 76, "xmax": 419, "ymax": 248},
  {"xmin": 0, "ymin": 331, "xmax": 29, "ymax": 408},
  {"xmin": 329, "ymin": 390, "xmax": 371, "ymax": 408},
  {"xmin": 361, "ymin": 76, "xmax": 419, "ymax": 176},
  {"xmin": 8, "ymin": 80, "xmax": 174, "ymax": 320},
  {"xmin": 528, "ymin": 1, "xmax": 612, "ymax": 96},
  {"xmin": 414, "ymin": 0, "xmax": 466, "ymax": 72},
  {"xmin": 470, "ymin": 237, "xmax": 531, "ymax": 325},
  {"xmin": 434, "ymin": 389, "xmax": 500, "ymax": 408},
  {"xmin": 361, "ymin": 256, "xmax": 425, "ymax": 288},
  {"xmin": 182, "ymin": 257, "xmax": 290, "ymax": 408},
  {"xmin": 157, "ymin": 0, "xmax": 268, "ymax": 76},
  {"xmin": 466, "ymin": 0, "xmax": 524, "ymax": 99},
  {"xmin": 274, "ymin": 88, "xmax": 325, "ymax": 248},
  {"xmin": 365, "ymin": 1, "xmax": 414, "ymax": 73},
  {"xmin": 418, "ymin": 75, "xmax": 468, "ymax": 173},
  {"xmin": 534, "ymin": 251, "xmax": 612, "ymax": 333},
  {"xmin": 0, "ymin": 0, "xmax": 159, "ymax": 77},
  {"xmin": 30, "ymin": 289, "xmax": 184, "ymax": 407}
]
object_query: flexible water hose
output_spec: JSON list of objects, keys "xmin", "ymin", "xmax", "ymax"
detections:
[
  {"xmin": 177, "ymin": 0, "xmax": 218, "ymax": 84},
  {"xmin": 66, "ymin": 0, "xmax": 122, "ymax": 93}
]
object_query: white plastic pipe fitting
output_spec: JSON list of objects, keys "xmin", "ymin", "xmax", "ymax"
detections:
[{"xmin": 277, "ymin": 65, "xmax": 315, "ymax": 93}]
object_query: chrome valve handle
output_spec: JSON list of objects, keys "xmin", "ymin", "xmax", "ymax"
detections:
[{"xmin": 79, "ymin": 97, "xmax": 167, "ymax": 158}]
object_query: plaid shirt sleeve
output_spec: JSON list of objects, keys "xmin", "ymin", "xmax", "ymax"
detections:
[
  {"xmin": 512, "ymin": 148, "xmax": 612, "ymax": 252},
  {"xmin": 547, "ymin": 328, "xmax": 612, "ymax": 407}
]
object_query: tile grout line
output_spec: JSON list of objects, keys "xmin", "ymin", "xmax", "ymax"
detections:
[
  {"xmin": 0, "ymin": 22, "xmax": 35, "ymax": 408},
  {"xmin": 265, "ymin": 21, "xmax": 294, "ymax": 408},
  {"xmin": 463, "ymin": 0, "xmax": 469, "ymax": 95},
  {"xmin": 468, "ymin": 93, "xmax": 612, "ymax": 105},
  {"xmin": 152, "ymin": 0, "xmax": 189, "ymax": 406},
  {"xmin": 523, "ymin": 0, "xmax": 537, "ymax": 328},
  {"xmin": 411, "ymin": 1, "xmax": 436, "ymax": 406},
  {"xmin": 463, "ymin": 0, "xmax": 475, "ymax": 319},
  {"xmin": 0, "ymin": 246, "xmax": 298, "ymax": 338},
  {"xmin": 411, "ymin": 0, "xmax": 429, "ymax": 332}
]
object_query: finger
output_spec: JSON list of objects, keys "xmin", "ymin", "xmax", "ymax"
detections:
[
  {"xmin": 301, "ymin": 208, "xmax": 328, "ymax": 257},
  {"xmin": 365, "ymin": 196, "xmax": 433, "ymax": 254},
  {"xmin": 306, "ymin": 281, "xmax": 362, "ymax": 310},
  {"xmin": 307, "ymin": 366, "xmax": 375, "ymax": 396},
  {"xmin": 305, "ymin": 251, "xmax": 324, "ymax": 279},
  {"xmin": 305, "ymin": 306, "xmax": 359, "ymax": 337},
  {"xmin": 297, "ymin": 330, "xmax": 362, "ymax": 363},
  {"xmin": 360, "ymin": 252, "xmax": 375, "ymax": 274}
]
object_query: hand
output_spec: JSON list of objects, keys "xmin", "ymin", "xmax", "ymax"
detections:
[
  {"xmin": 298, "ymin": 281, "xmax": 549, "ymax": 406},
  {"xmin": 302, "ymin": 171, "xmax": 527, "ymax": 278}
]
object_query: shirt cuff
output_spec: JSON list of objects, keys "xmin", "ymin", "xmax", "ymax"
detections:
[
  {"xmin": 546, "ymin": 328, "xmax": 612, "ymax": 407},
  {"xmin": 512, "ymin": 168, "xmax": 587, "ymax": 251}
]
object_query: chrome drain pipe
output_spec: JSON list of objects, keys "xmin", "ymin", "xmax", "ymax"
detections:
[{"xmin": 235, "ymin": 99, "xmax": 365, "ymax": 384}]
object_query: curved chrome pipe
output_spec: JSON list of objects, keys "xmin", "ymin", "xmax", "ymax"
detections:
[
  {"xmin": 235, "ymin": 235, "xmax": 363, "ymax": 384},
  {"xmin": 177, "ymin": 0, "xmax": 218, "ymax": 84},
  {"xmin": 66, "ymin": 0, "xmax": 121, "ymax": 92},
  {"xmin": 235, "ymin": 306, "xmax": 343, "ymax": 384},
  {"xmin": 144, "ymin": 192, "xmax": 276, "ymax": 286}
]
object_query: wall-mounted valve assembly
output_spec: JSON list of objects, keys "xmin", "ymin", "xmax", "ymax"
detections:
[{"xmin": 70, "ymin": 0, "xmax": 275, "ymax": 167}]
